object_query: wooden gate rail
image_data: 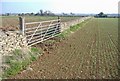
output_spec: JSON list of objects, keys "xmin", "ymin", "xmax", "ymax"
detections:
[{"xmin": 19, "ymin": 17, "xmax": 61, "ymax": 46}]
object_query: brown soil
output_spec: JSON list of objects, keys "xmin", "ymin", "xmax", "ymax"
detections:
[{"xmin": 9, "ymin": 18, "xmax": 119, "ymax": 79}]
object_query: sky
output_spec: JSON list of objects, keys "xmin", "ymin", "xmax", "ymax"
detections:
[{"xmin": 1, "ymin": 0, "xmax": 120, "ymax": 14}]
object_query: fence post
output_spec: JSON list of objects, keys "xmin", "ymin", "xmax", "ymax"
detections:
[
  {"xmin": 58, "ymin": 16, "xmax": 61, "ymax": 33},
  {"xmin": 19, "ymin": 17, "xmax": 25, "ymax": 35}
]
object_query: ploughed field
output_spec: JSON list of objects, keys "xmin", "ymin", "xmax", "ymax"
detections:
[
  {"xmin": 10, "ymin": 18, "xmax": 119, "ymax": 79},
  {"xmin": 0, "ymin": 16, "xmax": 81, "ymax": 30}
]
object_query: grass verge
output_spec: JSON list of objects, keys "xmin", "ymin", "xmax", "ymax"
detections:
[
  {"xmin": 58, "ymin": 18, "xmax": 91, "ymax": 39},
  {"xmin": 2, "ymin": 47, "xmax": 42, "ymax": 78}
]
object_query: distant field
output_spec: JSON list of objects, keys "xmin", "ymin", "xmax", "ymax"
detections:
[{"xmin": 0, "ymin": 16, "xmax": 81, "ymax": 30}]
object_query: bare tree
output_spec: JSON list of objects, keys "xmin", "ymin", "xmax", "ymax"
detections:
[
  {"xmin": 6, "ymin": 13, "xmax": 10, "ymax": 16},
  {"xmin": 62, "ymin": 13, "xmax": 68, "ymax": 16},
  {"xmin": 40, "ymin": 9, "xmax": 44, "ymax": 16},
  {"xmin": 30, "ymin": 13, "xmax": 34, "ymax": 16},
  {"xmin": 70, "ymin": 12, "xmax": 75, "ymax": 16}
]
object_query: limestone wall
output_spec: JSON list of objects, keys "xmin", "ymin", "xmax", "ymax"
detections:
[
  {"xmin": 61, "ymin": 17, "xmax": 91, "ymax": 32},
  {"xmin": 0, "ymin": 30, "xmax": 28, "ymax": 56},
  {"xmin": 0, "ymin": 30, "xmax": 29, "ymax": 76}
]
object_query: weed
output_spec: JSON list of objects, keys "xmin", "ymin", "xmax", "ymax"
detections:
[
  {"xmin": 2, "ymin": 47, "xmax": 42, "ymax": 78},
  {"xmin": 13, "ymin": 49, "xmax": 22, "ymax": 55},
  {"xmin": 31, "ymin": 47, "xmax": 39, "ymax": 53},
  {"xmin": 3, "ymin": 62, "xmax": 22, "ymax": 77}
]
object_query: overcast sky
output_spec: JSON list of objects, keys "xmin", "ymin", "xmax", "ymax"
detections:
[{"xmin": 1, "ymin": 0, "xmax": 120, "ymax": 14}]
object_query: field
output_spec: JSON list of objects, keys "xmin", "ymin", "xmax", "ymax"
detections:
[
  {"xmin": 9, "ymin": 18, "xmax": 119, "ymax": 79},
  {"xmin": 0, "ymin": 16, "xmax": 81, "ymax": 30}
]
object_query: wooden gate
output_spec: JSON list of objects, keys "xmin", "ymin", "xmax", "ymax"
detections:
[{"xmin": 19, "ymin": 17, "xmax": 61, "ymax": 46}]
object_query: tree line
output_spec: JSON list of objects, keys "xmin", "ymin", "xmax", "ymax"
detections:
[
  {"xmin": 2, "ymin": 9, "xmax": 55, "ymax": 16},
  {"xmin": 2, "ymin": 9, "xmax": 78, "ymax": 17},
  {"xmin": 94, "ymin": 12, "xmax": 107, "ymax": 18}
]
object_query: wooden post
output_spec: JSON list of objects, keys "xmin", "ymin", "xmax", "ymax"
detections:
[
  {"xmin": 58, "ymin": 16, "xmax": 60, "ymax": 23},
  {"xmin": 58, "ymin": 16, "xmax": 61, "ymax": 33},
  {"xmin": 19, "ymin": 17, "xmax": 25, "ymax": 35}
]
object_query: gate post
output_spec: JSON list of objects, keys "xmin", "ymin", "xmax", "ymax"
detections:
[
  {"xmin": 58, "ymin": 16, "xmax": 61, "ymax": 33},
  {"xmin": 19, "ymin": 17, "xmax": 25, "ymax": 35}
]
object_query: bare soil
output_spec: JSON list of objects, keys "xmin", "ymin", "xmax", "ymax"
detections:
[{"xmin": 9, "ymin": 18, "xmax": 119, "ymax": 79}]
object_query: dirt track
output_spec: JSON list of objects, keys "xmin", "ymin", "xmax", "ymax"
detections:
[{"xmin": 10, "ymin": 18, "xmax": 119, "ymax": 79}]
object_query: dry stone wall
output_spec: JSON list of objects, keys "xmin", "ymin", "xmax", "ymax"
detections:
[
  {"xmin": 0, "ymin": 30, "xmax": 29, "ymax": 76},
  {"xmin": 0, "ymin": 30, "xmax": 28, "ymax": 56},
  {"xmin": 61, "ymin": 17, "xmax": 91, "ymax": 32}
]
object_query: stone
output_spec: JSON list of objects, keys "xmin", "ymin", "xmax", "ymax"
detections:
[
  {"xmin": 0, "ymin": 30, "xmax": 28, "ymax": 56},
  {"xmin": 26, "ymin": 66, "xmax": 33, "ymax": 71}
]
